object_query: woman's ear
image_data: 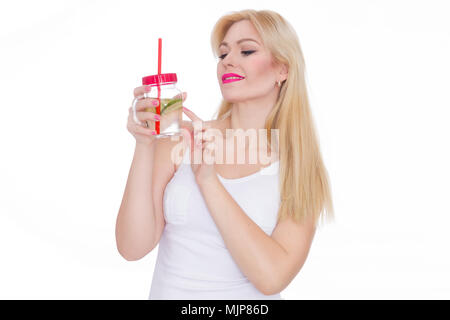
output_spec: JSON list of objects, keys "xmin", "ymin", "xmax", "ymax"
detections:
[{"xmin": 279, "ymin": 63, "xmax": 288, "ymax": 82}]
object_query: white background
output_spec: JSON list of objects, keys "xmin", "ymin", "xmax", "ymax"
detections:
[{"xmin": 1, "ymin": 0, "xmax": 449, "ymax": 299}]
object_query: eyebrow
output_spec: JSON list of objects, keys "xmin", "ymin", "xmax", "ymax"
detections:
[{"xmin": 219, "ymin": 38, "xmax": 260, "ymax": 48}]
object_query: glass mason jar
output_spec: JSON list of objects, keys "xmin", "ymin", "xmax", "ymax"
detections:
[{"xmin": 132, "ymin": 73, "xmax": 183, "ymax": 139}]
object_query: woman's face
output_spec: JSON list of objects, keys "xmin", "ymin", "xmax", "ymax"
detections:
[{"xmin": 217, "ymin": 20, "xmax": 284, "ymax": 103}]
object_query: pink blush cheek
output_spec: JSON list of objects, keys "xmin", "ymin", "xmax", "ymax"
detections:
[{"xmin": 251, "ymin": 55, "xmax": 274, "ymax": 77}]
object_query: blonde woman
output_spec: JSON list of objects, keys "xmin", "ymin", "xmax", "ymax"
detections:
[{"xmin": 116, "ymin": 9, "xmax": 334, "ymax": 300}]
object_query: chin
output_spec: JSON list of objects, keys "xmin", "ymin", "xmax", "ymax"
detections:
[
  {"xmin": 222, "ymin": 96, "xmax": 245, "ymax": 103},
  {"xmin": 220, "ymin": 90, "xmax": 244, "ymax": 102}
]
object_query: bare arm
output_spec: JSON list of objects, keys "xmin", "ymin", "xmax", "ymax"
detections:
[
  {"xmin": 116, "ymin": 125, "xmax": 192, "ymax": 261},
  {"xmin": 115, "ymin": 143, "xmax": 158, "ymax": 261},
  {"xmin": 115, "ymin": 87, "xmax": 188, "ymax": 261},
  {"xmin": 198, "ymin": 176, "xmax": 316, "ymax": 295}
]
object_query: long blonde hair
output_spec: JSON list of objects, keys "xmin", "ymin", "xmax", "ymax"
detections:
[{"xmin": 210, "ymin": 9, "xmax": 334, "ymax": 227}]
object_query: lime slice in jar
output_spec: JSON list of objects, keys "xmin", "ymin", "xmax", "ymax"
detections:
[{"xmin": 161, "ymin": 98, "xmax": 183, "ymax": 115}]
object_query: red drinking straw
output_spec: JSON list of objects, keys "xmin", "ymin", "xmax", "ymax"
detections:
[
  {"xmin": 158, "ymin": 38, "xmax": 162, "ymax": 74},
  {"xmin": 156, "ymin": 38, "xmax": 162, "ymax": 134}
]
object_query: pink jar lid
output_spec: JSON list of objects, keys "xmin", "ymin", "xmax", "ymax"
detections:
[{"xmin": 142, "ymin": 73, "xmax": 177, "ymax": 85}]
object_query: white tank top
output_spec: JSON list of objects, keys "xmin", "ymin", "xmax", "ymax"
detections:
[{"xmin": 149, "ymin": 146, "xmax": 283, "ymax": 300}]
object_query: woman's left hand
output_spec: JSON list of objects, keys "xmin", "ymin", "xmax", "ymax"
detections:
[{"xmin": 181, "ymin": 107, "xmax": 220, "ymax": 185}]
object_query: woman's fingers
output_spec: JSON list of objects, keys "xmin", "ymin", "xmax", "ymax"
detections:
[
  {"xmin": 134, "ymin": 97, "xmax": 160, "ymax": 111},
  {"xmin": 180, "ymin": 126, "xmax": 217, "ymax": 165},
  {"xmin": 127, "ymin": 110, "xmax": 157, "ymax": 136},
  {"xmin": 137, "ymin": 111, "xmax": 161, "ymax": 121},
  {"xmin": 172, "ymin": 91, "xmax": 187, "ymax": 102},
  {"xmin": 193, "ymin": 129, "xmax": 216, "ymax": 157},
  {"xmin": 128, "ymin": 108, "xmax": 161, "ymax": 124},
  {"xmin": 133, "ymin": 85, "xmax": 151, "ymax": 98},
  {"xmin": 181, "ymin": 108, "xmax": 213, "ymax": 148},
  {"xmin": 194, "ymin": 127, "xmax": 215, "ymax": 142},
  {"xmin": 132, "ymin": 86, "xmax": 160, "ymax": 112},
  {"xmin": 134, "ymin": 123, "xmax": 157, "ymax": 136},
  {"xmin": 182, "ymin": 106, "xmax": 203, "ymax": 123}
]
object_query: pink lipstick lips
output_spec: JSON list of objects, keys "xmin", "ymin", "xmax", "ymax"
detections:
[{"xmin": 222, "ymin": 73, "xmax": 245, "ymax": 84}]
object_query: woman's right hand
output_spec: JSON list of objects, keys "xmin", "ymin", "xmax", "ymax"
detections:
[{"xmin": 127, "ymin": 85, "xmax": 186, "ymax": 147}]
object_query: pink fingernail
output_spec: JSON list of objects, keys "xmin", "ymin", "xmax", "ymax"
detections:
[
  {"xmin": 152, "ymin": 100, "xmax": 159, "ymax": 106},
  {"xmin": 151, "ymin": 130, "xmax": 157, "ymax": 135},
  {"xmin": 154, "ymin": 114, "xmax": 160, "ymax": 120}
]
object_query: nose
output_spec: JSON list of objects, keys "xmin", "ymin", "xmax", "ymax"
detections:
[{"xmin": 221, "ymin": 50, "xmax": 236, "ymax": 67}]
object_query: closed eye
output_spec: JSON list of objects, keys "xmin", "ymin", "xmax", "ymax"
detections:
[{"xmin": 219, "ymin": 50, "xmax": 255, "ymax": 60}]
